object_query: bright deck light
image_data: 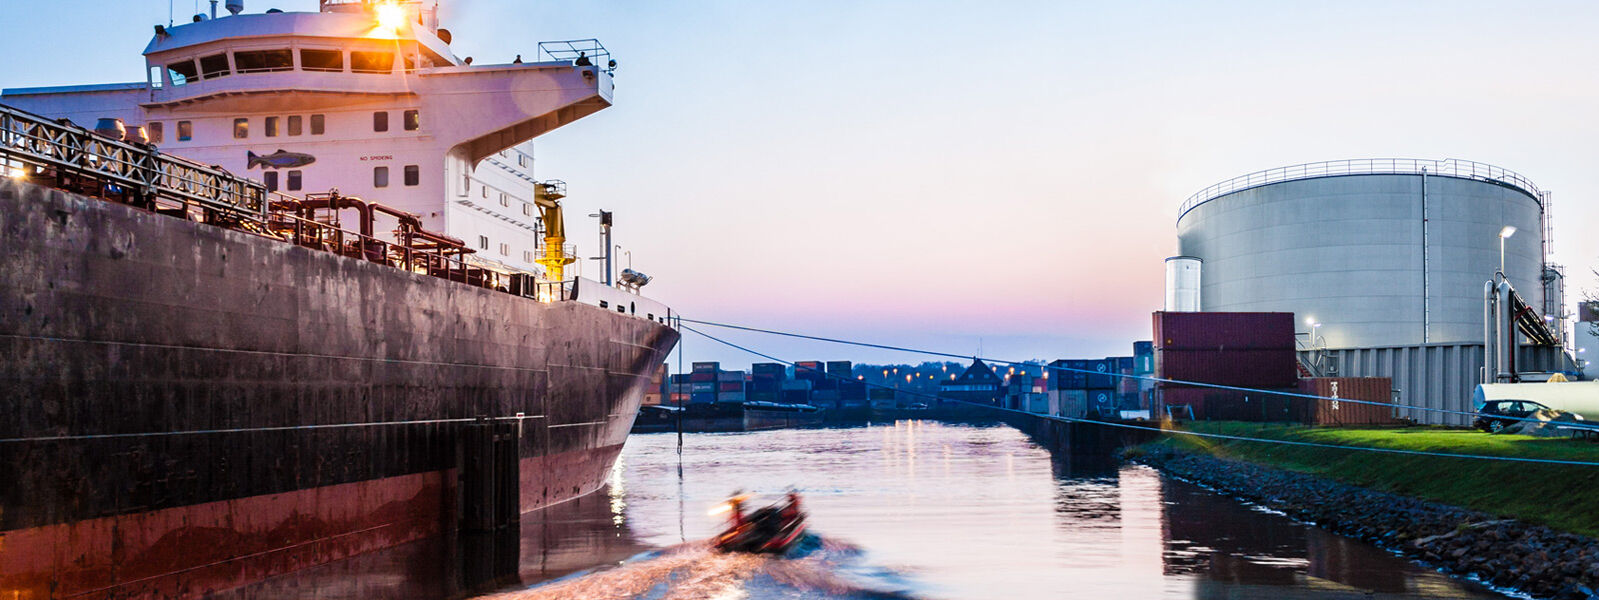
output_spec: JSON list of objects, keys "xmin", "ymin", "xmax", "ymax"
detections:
[
  {"xmin": 1499, "ymin": 225, "xmax": 1517, "ymax": 239},
  {"xmin": 375, "ymin": 3, "xmax": 405, "ymax": 31}
]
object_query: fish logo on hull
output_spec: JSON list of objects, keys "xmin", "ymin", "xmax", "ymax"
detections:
[{"xmin": 247, "ymin": 149, "xmax": 316, "ymax": 170}]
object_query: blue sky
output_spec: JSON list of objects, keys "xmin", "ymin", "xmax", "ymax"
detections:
[{"xmin": 4, "ymin": 1, "xmax": 1597, "ymax": 368}]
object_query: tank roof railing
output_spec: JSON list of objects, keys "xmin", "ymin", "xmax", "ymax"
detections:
[{"xmin": 1179, "ymin": 158, "xmax": 1543, "ymax": 220}]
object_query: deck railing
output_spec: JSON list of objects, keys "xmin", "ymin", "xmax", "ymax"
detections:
[
  {"xmin": 1, "ymin": 103, "xmax": 267, "ymax": 217},
  {"xmin": 1179, "ymin": 158, "xmax": 1543, "ymax": 219}
]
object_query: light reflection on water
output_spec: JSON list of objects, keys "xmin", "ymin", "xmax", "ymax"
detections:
[{"xmin": 488, "ymin": 421, "xmax": 1508, "ymax": 599}]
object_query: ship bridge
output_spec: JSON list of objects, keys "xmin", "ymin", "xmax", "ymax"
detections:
[{"xmin": 0, "ymin": 1, "xmax": 618, "ymax": 276}]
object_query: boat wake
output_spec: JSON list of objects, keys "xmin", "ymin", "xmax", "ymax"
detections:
[{"xmin": 485, "ymin": 535, "xmax": 921, "ymax": 600}]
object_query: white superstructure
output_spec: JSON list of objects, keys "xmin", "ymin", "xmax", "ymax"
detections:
[{"xmin": 2, "ymin": 0, "xmax": 614, "ymax": 278}]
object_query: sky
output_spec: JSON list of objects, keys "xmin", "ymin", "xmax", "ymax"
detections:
[{"xmin": 3, "ymin": 1, "xmax": 1597, "ymax": 369}]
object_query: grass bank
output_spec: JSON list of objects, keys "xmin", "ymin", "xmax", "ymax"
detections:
[{"xmin": 1135, "ymin": 422, "xmax": 1599, "ymax": 537}]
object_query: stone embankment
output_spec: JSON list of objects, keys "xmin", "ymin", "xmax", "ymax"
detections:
[{"xmin": 1135, "ymin": 450, "xmax": 1599, "ymax": 600}]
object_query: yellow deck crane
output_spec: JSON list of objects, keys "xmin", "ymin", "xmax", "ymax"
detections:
[{"xmin": 533, "ymin": 180, "xmax": 576, "ymax": 282}]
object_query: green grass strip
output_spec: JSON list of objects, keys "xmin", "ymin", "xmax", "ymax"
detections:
[{"xmin": 1139, "ymin": 422, "xmax": 1599, "ymax": 537}]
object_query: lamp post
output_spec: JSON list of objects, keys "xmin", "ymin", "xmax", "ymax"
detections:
[{"xmin": 1498, "ymin": 225, "xmax": 1517, "ymax": 278}]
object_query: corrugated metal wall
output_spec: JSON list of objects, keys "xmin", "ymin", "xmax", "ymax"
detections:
[{"xmin": 1307, "ymin": 344, "xmax": 1567, "ymax": 426}]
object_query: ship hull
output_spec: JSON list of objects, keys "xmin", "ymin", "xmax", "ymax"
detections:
[{"xmin": 0, "ymin": 180, "xmax": 678, "ymax": 598}]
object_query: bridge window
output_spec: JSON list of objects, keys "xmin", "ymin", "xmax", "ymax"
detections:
[
  {"xmin": 403, "ymin": 109, "xmax": 419, "ymax": 131},
  {"xmin": 167, "ymin": 60, "xmax": 198, "ymax": 86},
  {"xmin": 499, "ymin": 192, "xmax": 509, "ymax": 207},
  {"xmin": 287, "ymin": 115, "xmax": 302, "ymax": 136},
  {"xmin": 350, "ymin": 51, "xmax": 394, "ymax": 74},
  {"xmin": 310, "ymin": 114, "xmax": 325, "ymax": 135},
  {"xmin": 233, "ymin": 118, "xmax": 248, "ymax": 139},
  {"xmin": 287, "ymin": 170, "xmax": 302, "ymax": 191},
  {"xmin": 300, "ymin": 49, "xmax": 343, "ymax": 72},
  {"xmin": 523, "ymin": 250, "xmax": 532, "ymax": 262},
  {"xmin": 264, "ymin": 116, "xmax": 279, "ymax": 137},
  {"xmin": 177, "ymin": 120, "xmax": 192, "ymax": 141},
  {"xmin": 522, "ymin": 202, "xmax": 531, "ymax": 216},
  {"xmin": 499, "ymin": 242, "xmax": 509, "ymax": 256},
  {"xmin": 477, "ymin": 235, "xmax": 488, "ymax": 250},
  {"xmin": 199, "ymin": 53, "xmax": 231, "ymax": 79},
  {"xmin": 373, "ymin": 166, "xmax": 389, "ymax": 188},
  {"xmin": 403, "ymin": 165, "xmax": 419, "ymax": 186},
  {"xmin": 234, "ymin": 49, "xmax": 293, "ymax": 73},
  {"xmin": 264, "ymin": 171, "xmax": 279, "ymax": 191},
  {"xmin": 373, "ymin": 111, "xmax": 388, "ymax": 132},
  {"xmin": 518, "ymin": 154, "xmax": 527, "ymax": 168},
  {"xmin": 147, "ymin": 122, "xmax": 163, "ymax": 144},
  {"xmin": 481, "ymin": 185, "xmax": 488, "ymax": 199}
]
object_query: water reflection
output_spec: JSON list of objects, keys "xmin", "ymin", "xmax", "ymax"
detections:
[
  {"xmin": 570, "ymin": 422, "xmax": 1507, "ymax": 599},
  {"xmin": 212, "ymin": 489, "xmax": 651, "ymax": 599},
  {"xmin": 217, "ymin": 422, "xmax": 1509, "ymax": 599}
]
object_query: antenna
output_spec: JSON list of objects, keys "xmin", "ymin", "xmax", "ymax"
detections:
[{"xmin": 169, "ymin": 0, "xmax": 174, "ymax": 26}]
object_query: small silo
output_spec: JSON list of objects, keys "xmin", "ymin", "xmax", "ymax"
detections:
[{"xmin": 1175, "ymin": 158, "xmax": 1560, "ymax": 424}]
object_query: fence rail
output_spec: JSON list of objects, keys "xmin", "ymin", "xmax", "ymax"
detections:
[{"xmin": 1179, "ymin": 158, "xmax": 1543, "ymax": 220}]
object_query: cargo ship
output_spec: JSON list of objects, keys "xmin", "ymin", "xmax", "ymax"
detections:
[{"xmin": 0, "ymin": 1, "xmax": 677, "ymax": 597}]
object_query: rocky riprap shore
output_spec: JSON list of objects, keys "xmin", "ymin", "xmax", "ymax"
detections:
[{"xmin": 1135, "ymin": 449, "xmax": 1599, "ymax": 600}]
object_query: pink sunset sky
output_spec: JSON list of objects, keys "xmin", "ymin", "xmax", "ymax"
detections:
[{"xmin": 5, "ymin": 1, "xmax": 1597, "ymax": 367}]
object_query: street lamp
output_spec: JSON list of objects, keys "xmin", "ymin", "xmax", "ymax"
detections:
[{"xmin": 1498, "ymin": 226, "xmax": 1516, "ymax": 277}]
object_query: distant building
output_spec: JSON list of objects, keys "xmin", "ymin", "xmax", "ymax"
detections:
[{"xmin": 940, "ymin": 359, "xmax": 1003, "ymax": 406}]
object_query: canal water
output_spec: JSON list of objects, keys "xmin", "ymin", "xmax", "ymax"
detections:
[{"xmin": 484, "ymin": 421, "xmax": 1508, "ymax": 600}]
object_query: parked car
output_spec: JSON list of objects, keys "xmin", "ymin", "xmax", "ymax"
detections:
[{"xmin": 1473, "ymin": 399, "xmax": 1553, "ymax": 432}]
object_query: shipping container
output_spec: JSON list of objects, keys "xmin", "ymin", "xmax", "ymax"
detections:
[
  {"xmin": 1087, "ymin": 389, "xmax": 1117, "ymax": 417},
  {"xmin": 716, "ymin": 391, "xmax": 746, "ymax": 403},
  {"xmin": 669, "ymin": 373, "xmax": 692, "ymax": 385},
  {"xmin": 839, "ymin": 381, "xmax": 868, "ymax": 401},
  {"xmin": 752, "ymin": 363, "xmax": 787, "ymax": 381},
  {"xmin": 1155, "ymin": 348, "xmax": 1298, "ymax": 388},
  {"xmin": 692, "ymin": 361, "xmax": 720, "ymax": 374},
  {"xmin": 718, "ymin": 381, "xmax": 743, "ymax": 392},
  {"xmin": 1296, "ymin": 377, "xmax": 1397, "ymax": 426},
  {"xmin": 1133, "ymin": 341, "xmax": 1155, "ymax": 375},
  {"xmin": 747, "ymin": 391, "xmax": 779, "ymax": 403},
  {"xmin": 1055, "ymin": 389, "xmax": 1089, "ymax": 419},
  {"xmin": 1086, "ymin": 359, "xmax": 1116, "ymax": 389},
  {"xmin": 1048, "ymin": 359, "xmax": 1091, "ymax": 390},
  {"xmin": 780, "ymin": 389, "xmax": 811, "ymax": 404},
  {"xmin": 748, "ymin": 375, "xmax": 779, "ymax": 393},
  {"xmin": 690, "ymin": 382, "xmax": 715, "ymax": 393},
  {"xmin": 781, "ymin": 379, "xmax": 814, "ymax": 391},
  {"xmin": 1153, "ymin": 311, "xmax": 1296, "ymax": 352},
  {"xmin": 689, "ymin": 392, "xmax": 716, "ymax": 405},
  {"xmin": 1157, "ymin": 385, "xmax": 1302, "ymax": 422},
  {"xmin": 826, "ymin": 361, "xmax": 853, "ymax": 378},
  {"xmin": 689, "ymin": 372, "xmax": 715, "ymax": 383},
  {"xmin": 717, "ymin": 370, "xmax": 745, "ymax": 382},
  {"xmin": 1113, "ymin": 356, "xmax": 1137, "ymax": 394}
]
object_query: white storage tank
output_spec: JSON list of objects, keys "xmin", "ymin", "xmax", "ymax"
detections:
[
  {"xmin": 1177, "ymin": 158, "xmax": 1547, "ymax": 350},
  {"xmin": 1164, "ymin": 256, "xmax": 1202, "ymax": 312}
]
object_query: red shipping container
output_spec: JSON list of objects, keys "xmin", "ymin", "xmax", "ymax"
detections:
[
  {"xmin": 1156, "ymin": 348, "xmax": 1298, "ymax": 388},
  {"xmin": 1158, "ymin": 385, "xmax": 1298, "ymax": 421},
  {"xmin": 1153, "ymin": 312, "xmax": 1297, "ymax": 352},
  {"xmin": 1296, "ymin": 377, "xmax": 1397, "ymax": 426},
  {"xmin": 690, "ymin": 372, "xmax": 716, "ymax": 383},
  {"xmin": 718, "ymin": 381, "xmax": 742, "ymax": 392}
]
